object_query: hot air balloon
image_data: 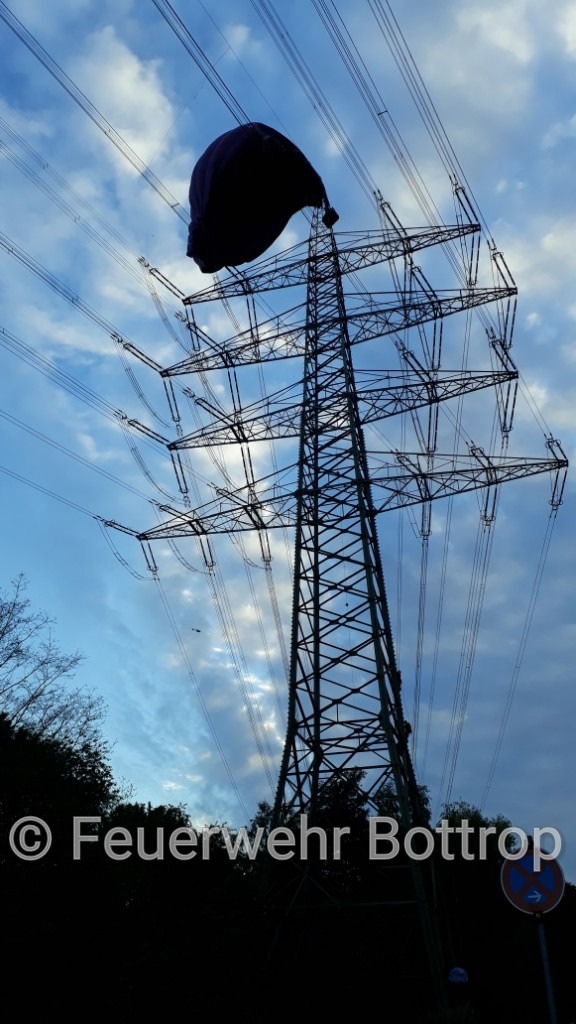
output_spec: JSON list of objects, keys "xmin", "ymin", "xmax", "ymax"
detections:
[{"xmin": 187, "ymin": 122, "xmax": 338, "ymax": 273}]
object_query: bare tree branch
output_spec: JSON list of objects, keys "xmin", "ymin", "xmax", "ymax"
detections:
[{"xmin": 0, "ymin": 574, "xmax": 106, "ymax": 749}]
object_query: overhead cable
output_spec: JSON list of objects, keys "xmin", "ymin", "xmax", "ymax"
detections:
[{"xmin": 0, "ymin": 0, "xmax": 187, "ymax": 221}]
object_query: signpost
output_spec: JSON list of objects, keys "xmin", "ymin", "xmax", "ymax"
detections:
[
  {"xmin": 501, "ymin": 849, "xmax": 565, "ymax": 1024},
  {"xmin": 501, "ymin": 851, "xmax": 565, "ymax": 915}
]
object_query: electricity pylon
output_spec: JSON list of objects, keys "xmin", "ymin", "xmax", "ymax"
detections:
[
  {"xmin": 127, "ymin": 195, "xmax": 566, "ymax": 832},
  {"xmin": 113, "ymin": 191, "xmax": 567, "ymax": 1008},
  {"xmin": 266, "ymin": 211, "xmax": 423, "ymax": 828}
]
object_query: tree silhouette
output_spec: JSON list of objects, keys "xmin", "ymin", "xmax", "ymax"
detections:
[{"xmin": 0, "ymin": 574, "xmax": 105, "ymax": 748}]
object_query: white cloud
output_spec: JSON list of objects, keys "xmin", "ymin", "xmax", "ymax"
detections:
[
  {"xmin": 525, "ymin": 312, "xmax": 541, "ymax": 328},
  {"xmin": 75, "ymin": 430, "xmax": 118, "ymax": 462},
  {"xmin": 557, "ymin": 4, "xmax": 576, "ymax": 56},
  {"xmin": 162, "ymin": 779, "xmax": 185, "ymax": 791},
  {"xmin": 542, "ymin": 113, "xmax": 576, "ymax": 149},
  {"xmin": 71, "ymin": 25, "xmax": 175, "ymax": 170},
  {"xmin": 496, "ymin": 218, "xmax": 576, "ymax": 299},
  {"xmin": 456, "ymin": 2, "xmax": 537, "ymax": 64},
  {"xmin": 24, "ymin": 308, "xmax": 115, "ymax": 359},
  {"xmin": 221, "ymin": 23, "xmax": 262, "ymax": 60}
]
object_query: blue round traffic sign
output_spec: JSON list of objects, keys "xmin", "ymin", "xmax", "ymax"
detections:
[{"xmin": 501, "ymin": 852, "xmax": 565, "ymax": 914}]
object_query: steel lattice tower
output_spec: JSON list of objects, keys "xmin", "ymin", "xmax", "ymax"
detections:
[
  {"xmin": 273, "ymin": 209, "xmax": 420, "ymax": 827},
  {"xmin": 125, "ymin": 196, "xmax": 566, "ymax": 838},
  {"xmin": 112, "ymin": 193, "xmax": 567, "ymax": 1009}
]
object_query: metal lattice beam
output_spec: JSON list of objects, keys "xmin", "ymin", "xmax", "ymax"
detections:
[
  {"xmin": 136, "ymin": 447, "xmax": 566, "ymax": 540},
  {"xmin": 170, "ymin": 368, "xmax": 518, "ymax": 448},
  {"xmin": 182, "ymin": 223, "xmax": 480, "ymax": 303},
  {"xmin": 163, "ymin": 284, "xmax": 516, "ymax": 375}
]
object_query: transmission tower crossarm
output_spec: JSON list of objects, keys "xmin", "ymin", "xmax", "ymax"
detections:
[
  {"xmin": 169, "ymin": 368, "xmax": 518, "ymax": 449},
  {"xmin": 357, "ymin": 368, "xmax": 518, "ymax": 425},
  {"xmin": 166, "ymin": 285, "xmax": 517, "ymax": 375},
  {"xmin": 133, "ymin": 444, "xmax": 566, "ymax": 540},
  {"xmin": 182, "ymin": 223, "xmax": 480, "ymax": 304},
  {"xmin": 171, "ymin": 401, "xmax": 302, "ymax": 447},
  {"xmin": 346, "ymin": 285, "xmax": 516, "ymax": 347},
  {"xmin": 369, "ymin": 448, "xmax": 568, "ymax": 510}
]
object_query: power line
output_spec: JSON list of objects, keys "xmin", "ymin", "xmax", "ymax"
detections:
[
  {"xmin": 0, "ymin": 461, "xmax": 105, "ymax": 519},
  {"xmin": 480, "ymin": 506, "xmax": 562, "ymax": 809},
  {"xmin": 0, "ymin": 405, "xmax": 158, "ymax": 505},
  {"xmin": 153, "ymin": 572, "xmax": 251, "ymax": 820},
  {"xmin": 0, "ymin": 1, "xmax": 188, "ymax": 221},
  {"xmin": 151, "ymin": 0, "xmax": 250, "ymax": 126}
]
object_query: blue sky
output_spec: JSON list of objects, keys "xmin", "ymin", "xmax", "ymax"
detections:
[{"xmin": 0, "ymin": 0, "xmax": 574, "ymax": 876}]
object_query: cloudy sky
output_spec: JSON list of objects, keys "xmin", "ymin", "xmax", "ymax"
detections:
[{"xmin": 0, "ymin": 0, "xmax": 574, "ymax": 876}]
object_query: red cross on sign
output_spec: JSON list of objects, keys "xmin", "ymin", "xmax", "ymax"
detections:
[{"xmin": 501, "ymin": 852, "xmax": 565, "ymax": 914}]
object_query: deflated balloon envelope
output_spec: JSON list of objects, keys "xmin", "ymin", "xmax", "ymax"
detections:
[{"xmin": 187, "ymin": 122, "xmax": 332, "ymax": 273}]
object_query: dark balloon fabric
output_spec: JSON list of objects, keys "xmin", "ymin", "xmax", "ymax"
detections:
[{"xmin": 187, "ymin": 123, "xmax": 328, "ymax": 273}]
